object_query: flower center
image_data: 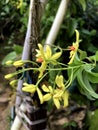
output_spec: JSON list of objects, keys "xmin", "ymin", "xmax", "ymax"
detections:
[
  {"xmin": 36, "ymin": 58, "xmax": 44, "ymax": 63},
  {"xmin": 69, "ymin": 46, "xmax": 75, "ymax": 51}
]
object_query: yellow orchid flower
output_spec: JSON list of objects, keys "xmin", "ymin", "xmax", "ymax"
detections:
[
  {"xmin": 68, "ymin": 29, "xmax": 80, "ymax": 64},
  {"xmin": 42, "ymin": 75, "xmax": 69, "ymax": 109},
  {"xmin": 36, "ymin": 44, "xmax": 62, "ymax": 63},
  {"xmin": 42, "ymin": 84, "xmax": 62, "ymax": 109},
  {"xmin": 36, "ymin": 44, "xmax": 62, "ymax": 78}
]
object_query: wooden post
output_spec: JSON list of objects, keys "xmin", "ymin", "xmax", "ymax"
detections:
[
  {"xmin": 24, "ymin": 0, "xmax": 47, "ymax": 130},
  {"xmin": 11, "ymin": 0, "xmax": 48, "ymax": 130}
]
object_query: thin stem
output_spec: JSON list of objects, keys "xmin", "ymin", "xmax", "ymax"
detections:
[
  {"xmin": 36, "ymin": 72, "xmax": 48, "ymax": 86},
  {"xmin": 65, "ymin": 69, "xmax": 73, "ymax": 89},
  {"xmin": 24, "ymin": 60, "xmax": 39, "ymax": 67}
]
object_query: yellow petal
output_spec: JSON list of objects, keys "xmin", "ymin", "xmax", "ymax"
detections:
[
  {"xmin": 69, "ymin": 49, "xmax": 74, "ymax": 58},
  {"xmin": 37, "ymin": 88, "xmax": 43, "ymax": 104},
  {"xmin": 75, "ymin": 29, "xmax": 79, "ymax": 43},
  {"xmin": 36, "ymin": 49, "xmax": 41, "ymax": 57},
  {"xmin": 38, "ymin": 44, "xmax": 44, "ymax": 57},
  {"xmin": 22, "ymin": 85, "xmax": 36, "ymax": 93},
  {"xmin": 43, "ymin": 94, "xmax": 52, "ymax": 101},
  {"xmin": 38, "ymin": 61, "xmax": 47, "ymax": 78},
  {"xmin": 62, "ymin": 91, "xmax": 69, "ymax": 107},
  {"xmin": 49, "ymin": 86, "xmax": 53, "ymax": 93},
  {"xmin": 53, "ymin": 90, "xmax": 63, "ymax": 98},
  {"xmin": 53, "ymin": 98, "xmax": 60, "ymax": 109},
  {"xmin": 42, "ymin": 85, "xmax": 50, "ymax": 92},
  {"xmin": 55, "ymin": 75, "xmax": 64, "ymax": 88},
  {"xmin": 68, "ymin": 53, "xmax": 75, "ymax": 64},
  {"xmin": 45, "ymin": 45, "xmax": 52, "ymax": 59},
  {"xmin": 51, "ymin": 52, "xmax": 62, "ymax": 60}
]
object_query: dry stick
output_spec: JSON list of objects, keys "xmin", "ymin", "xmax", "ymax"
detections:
[
  {"xmin": 11, "ymin": 0, "xmax": 48, "ymax": 130},
  {"xmin": 45, "ymin": 0, "xmax": 69, "ymax": 46}
]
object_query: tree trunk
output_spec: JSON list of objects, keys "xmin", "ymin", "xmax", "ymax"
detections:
[{"xmin": 26, "ymin": 0, "xmax": 47, "ymax": 129}]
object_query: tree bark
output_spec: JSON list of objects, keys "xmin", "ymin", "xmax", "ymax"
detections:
[{"xmin": 25, "ymin": 0, "xmax": 47, "ymax": 130}]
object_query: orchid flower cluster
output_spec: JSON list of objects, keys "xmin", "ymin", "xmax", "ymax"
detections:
[{"xmin": 5, "ymin": 30, "xmax": 80, "ymax": 109}]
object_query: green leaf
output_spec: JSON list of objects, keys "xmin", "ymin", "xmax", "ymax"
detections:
[
  {"xmin": 2, "ymin": 51, "xmax": 17, "ymax": 65},
  {"xmin": 78, "ymin": 0, "xmax": 86, "ymax": 11},
  {"xmin": 13, "ymin": 44, "xmax": 23, "ymax": 54},
  {"xmin": 79, "ymin": 50, "xmax": 87, "ymax": 60},
  {"xmin": 89, "ymin": 110, "xmax": 98, "ymax": 130},
  {"xmin": 67, "ymin": 67, "xmax": 80, "ymax": 82},
  {"xmin": 81, "ymin": 29, "xmax": 91, "ymax": 35},
  {"xmin": 63, "ymin": 121, "xmax": 77, "ymax": 128},
  {"xmin": 89, "ymin": 51, "xmax": 98, "ymax": 61},
  {"xmin": 88, "ymin": 44, "xmax": 98, "ymax": 53},
  {"xmin": 83, "ymin": 62, "xmax": 98, "ymax": 83},
  {"xmin": 86, "ymin": 71, "xmax": 98, "ymax": 83},
  {"xmin": 77, "ymin": 69, "xmax": 98, "ymax": 100},
  {"xmin": 67, "ymin": 18, "xmax": 78, "ymax": 37}
]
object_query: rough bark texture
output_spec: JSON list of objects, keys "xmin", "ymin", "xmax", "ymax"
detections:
[{"xmin": 27, "ymin": 0, "xmax": 47, "ymax": 129}]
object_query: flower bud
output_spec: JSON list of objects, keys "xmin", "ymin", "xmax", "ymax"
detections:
[
  {"xmin": 13, "ymin": 60, "xmax": 24, "ymax": 67},
  {"xmin": 5, "ymin": 60, "xmax": 13, "ymax": 65},
  {"xmin": 5, "ymin": 74, "xmax": 14, "ymax": 79},
  {"xmin": 10, "ymin": 80, "xmax": 17, "ymax": 87}
]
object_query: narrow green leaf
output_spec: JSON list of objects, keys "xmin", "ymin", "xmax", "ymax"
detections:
[
  {"xmin": 78, "ymin": 0, "xmax": 86, "ymax": 11},
  {"xmin": 77, "ymin": 69, "xmax": 98, "ymax": 99},
  {"xmin": 79, "ymin": 50, "xmax": 87, "ymax": 60},
  {"xmin": 68, "ymin": 18, "xmax": 78, "ymax": 37},
  {"xmin": 87, "ymin": 71, "xmax": 98, "ymax": 83},
  {"xmin": 89, "ymin": 51, "xmax": 98, "ymax": 61}
]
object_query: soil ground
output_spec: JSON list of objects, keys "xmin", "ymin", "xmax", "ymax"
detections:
[{"xmin": 0, "ymin": 58, "xmax": 12, "ymax": 130}]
